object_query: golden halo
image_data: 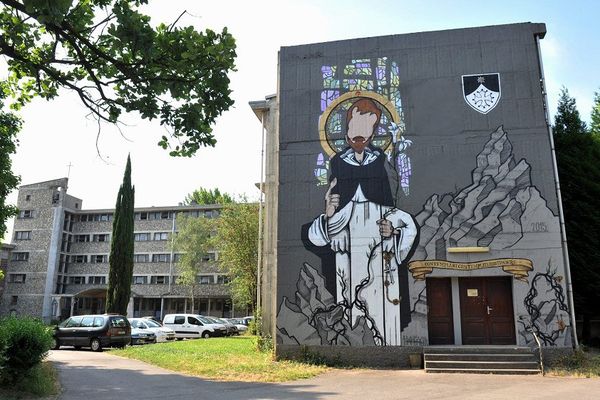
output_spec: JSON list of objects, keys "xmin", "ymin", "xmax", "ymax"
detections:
[{"xmin": 318, "ymin": 90, "xmax": 401, "ymax": 157}]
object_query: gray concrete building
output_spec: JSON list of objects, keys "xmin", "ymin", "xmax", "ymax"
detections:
[
  {"xmin": 0, "ymin": 178, "xmax": 236, "ymax": 322},
  {"xmin": 252, "ymin": 22, "xmax": 577, "ymax": 367}
]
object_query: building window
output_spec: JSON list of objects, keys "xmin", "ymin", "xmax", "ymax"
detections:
[
  {"xmin": 148, "ymin": 212, "xmax": 161, "ymax": 220},
  {"xmin": 137, "ymin": 212, "xmax": 148, "ymax": 220},
  {"xmin": 150, "ymin": 276, "xmax": 167, "ymax": 284},
  {"xmin": 11, "ymin": 252, "xmax": 29, "ymax": 262},
  {"xmin": 93, "ymin": 234, "xmax": 110, "ymax": 242},
  {"xmin": 74, "ymin": 234, "xmax": 90, "ymax": 243},
  {"xmin": 151, "ymin": 254, "xmax": 170, "ymax": 263},
  {"xmin": 25, "ymin": 194, "xmax": 31, "ymax": 201},
  {"xmin": 88, "ymin": 276, "xmax": 106, "ymax": 285},
  {"xmin": 133, "ymin": 254, "xmax": 149, "ymax": 263},
  {"xmin": 18, "ymin": 210, "xmax": 33, "ymax": 219},
  {"xmin": 134, "ymin": 232, "xmax": 150, "ymax": 241},
  {"xmin": 202, "ymin": 253, "xmax": 216, "ymax": 262},
  {"xmin": 90, "ymin": 255, "xmax": 108, "ymax": 263},
  {"xmin": 9, "ymin": 274, "xmax": 26, "ymax": 283},
  {"xmin": 14, "ymin": 231, "xmax": 32, "ymax": 240},
  {"xmin": 153, "ymin": 232, "xmax": 169, "ymax": 241},
  {"xmin": 197, "ymin": 275, "xmax": 214, "ymax": 285},
  {"xmin": 71, "ymin": 255, "xmax": 88, "ymax": 263},
  {"xmin": 10, "ymin": 296, "xmax": 18, "ymax": 305},
  {"xmin": 69, "ymin": 276, "xmax": 85, "ymax": 284},
  {"xmin": 173, "ymin": 253, "xmax": 183, "ymax": 263},
  {"xmin": 216, "ymin": 275, "xmax": 230, "ymax": 284},
  {"xmin": 133, "ymin": 276, "xmax": 147, "ymax": 285}
]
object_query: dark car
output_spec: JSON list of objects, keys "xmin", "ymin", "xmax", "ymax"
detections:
[{"xmin": 52, "ymin": 314, "xmax": 131, "ymax": 352}]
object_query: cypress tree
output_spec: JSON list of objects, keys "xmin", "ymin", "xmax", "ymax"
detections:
[{"xmin": 106, "ymin": 155, "xmax": 135, "ymax": 315}]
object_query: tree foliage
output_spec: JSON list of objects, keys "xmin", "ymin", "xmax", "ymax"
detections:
[
  {"xmin": 553, "ymin": 87, "xmax": 600, "ymax": 343},
  {"xmin": 554, "ymin": 87, "xmax": 588, "ymax": 136},
  {"xmin": 106, "ymin": 154, "xmax": 134, "ymax": 315},
  {"xmin": 0, "ymin": 0, "xmax": 237, "ymax": 157},
  {"xmin": 0, "ymin": 93, "xmax": 21, "ymax": 238},
  {"xmin": 172, "ymin": 213, "xmax": 212, "ymax": 313},
  {"xmin": 213, "ymin": 202, "xmax": 259, "ymax": 313},
  {"xmin": 591, "ymin": 90, "xmax": 600, "ymax": 136},
  {"xmin": 184, "ymin": 187, "xmax": 233, "ymax": 205}
]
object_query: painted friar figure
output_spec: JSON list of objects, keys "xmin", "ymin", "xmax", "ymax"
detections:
[{"xmin": 304, "ymin": 98, "xmax": 418, "ymax": 346}]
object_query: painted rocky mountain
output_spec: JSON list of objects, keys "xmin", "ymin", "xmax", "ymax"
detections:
[
  {"xmin": 277, "ymin": 262, "xmax": 376, "ymax": 346},
  {"xmin": 414, "ymin": 125, "xmax": 557, "ymax": 259}
]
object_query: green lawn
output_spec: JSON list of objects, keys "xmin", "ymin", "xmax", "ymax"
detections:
[{"xmin": 110, "ymin": 336, "xmax": 329, "ymax": 382}]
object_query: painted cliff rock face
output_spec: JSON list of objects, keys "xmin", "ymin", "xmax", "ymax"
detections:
[
  {"xmin": 277, "ymin": 262, "xmax": 376, "ymax": 346},
  {"xmin": 414, "ymin": 125, "xmax": 559, "ymax": 260}
]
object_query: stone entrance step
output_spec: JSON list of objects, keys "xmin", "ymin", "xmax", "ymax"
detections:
[{"xmin": 423, "ymin": 346, "xmax": 541, "ymax": 375}]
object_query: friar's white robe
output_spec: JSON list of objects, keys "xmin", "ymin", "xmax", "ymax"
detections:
[{"xmin": 308, "ymin": 185, "xmax": 417, "ymax": 345}]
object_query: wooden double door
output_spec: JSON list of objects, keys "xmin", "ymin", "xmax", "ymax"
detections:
[{"xmin": 427, "ymin": 277, "xmax": 516, "ymax": 345}]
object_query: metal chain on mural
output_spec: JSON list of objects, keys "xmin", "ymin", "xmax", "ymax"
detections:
[{"xmin": 523, "ymin": 268, "xmax": 569, "ymax": 346}]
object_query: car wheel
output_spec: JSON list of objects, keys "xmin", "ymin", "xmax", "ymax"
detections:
[
  {"xmin": 51, "ymin": 338, "xmax": 60, "ymax": 350},
  {"xmin": 202, "ymin": 331, "xmax": 211, "ymax": 339},
  {"xmin": 90, "ymin": 338, "xmax": 102, "ymax": 352}
]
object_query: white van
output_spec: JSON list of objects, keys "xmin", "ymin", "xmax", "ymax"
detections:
[{"xmin": 162, "ymin": 314, "xmax": 217, "ymax": 339}]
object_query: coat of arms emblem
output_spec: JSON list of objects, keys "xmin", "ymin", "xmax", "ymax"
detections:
[{"xmin": 462, "ymin": 73, "xmax": 501, "ymax": 114}]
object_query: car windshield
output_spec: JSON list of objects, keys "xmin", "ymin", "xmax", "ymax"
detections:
[
  {"xmin": 198, "ymin": 316, "xmax": 213, "ymax": 324},
  {"xmin": 145, "ymin": 320, "xmax": 162, "ymax": 328}
]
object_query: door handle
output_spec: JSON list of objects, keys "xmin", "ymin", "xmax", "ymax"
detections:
[{"xmin": 487, "ymin": 306, "xmax": 493, "ymax": 315}]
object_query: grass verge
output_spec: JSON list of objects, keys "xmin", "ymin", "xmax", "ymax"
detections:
[
  {"xmin": 110, "ymin": 336, "xmax": 329, "ymax": 382},
  {"xmin": 548, "ymin": 348, "xmax": 600, "ymax": 377},
  {"xmin": 0, "ymin": 361, "xmax": 60, "ymax": 399}
]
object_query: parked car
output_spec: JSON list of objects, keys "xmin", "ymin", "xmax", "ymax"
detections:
[
  {"xmin": 227, "ymin": 318, "xmax": 248, "ymax": 334},
  {"xmin": 215, "ymin": 318, "xmax": 240, "ymax": 336},
  {"xmin": 196, "ymin": 316, "xmax": 227, "ymax": 337},
  {"xmin": 130, "ymin": 325, "xmax": 156, "ymax": 345},
  {"xmin": 52, "ymin": 314, "xmax": 131, "ymax": 352},
  {"xmin": 209, "ymin": 317, "xmax": 239, "ymax": 336},
  {"xmin": 162, "ymin": 314, "xmax": 219, "ymax": 339},
  {"xmin": 129, "ymin": 318, "xmax": 175, "ymax": 343},
  {"xmin": 142, "ymin": 316, "xmax": 162, "ymax": 324}
]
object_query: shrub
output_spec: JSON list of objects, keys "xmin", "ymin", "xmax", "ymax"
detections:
[{"xmin": 0, "ymin": 316, "xmax": 53, "ymax": 384}]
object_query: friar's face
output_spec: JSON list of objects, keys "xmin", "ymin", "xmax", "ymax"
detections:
[{"xmin": 346, "ymin": 107, "xmax": 377, "ymax": 154}]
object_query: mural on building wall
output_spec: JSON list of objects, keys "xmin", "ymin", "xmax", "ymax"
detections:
[
  {"xmin": 315, "ymin": 58, "xmax": 413, "ymax": 196},
  {"xmin": 411, "ymin": 125, "xmax": 556, "ymax": 259},
  {"xmin": 518, "ymin": 265, "xmax": 571, "ymax": 347},
  {"xmin": 278, "ymin": 57, "xmax": 419, "ymax": 347},
  {"xmin": 277, "ymin": 54, "xmax": 570, "ymax": 348}
]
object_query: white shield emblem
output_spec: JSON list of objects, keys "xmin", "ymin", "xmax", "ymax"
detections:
[{"xmin": 462, "ymin": 73, "xmax": 501, "ymax": 114}]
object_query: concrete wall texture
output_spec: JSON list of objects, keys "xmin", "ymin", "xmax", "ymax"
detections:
[{"xmin": 274, "ymin": 23, "xmax": 574, "ymax": 355}]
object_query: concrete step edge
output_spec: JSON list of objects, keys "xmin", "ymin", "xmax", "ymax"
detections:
[
  {"xmin": 425, "ymin": 360, "xmax": 539, "ymax": 365},
  {"xmin": 425, "ymin": 368, "xmax": 541, "ymax": 373}
]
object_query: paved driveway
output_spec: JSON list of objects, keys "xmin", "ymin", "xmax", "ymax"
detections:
[{"xmin": 48, "ymin": 350, "xmax": 600, "ymax": 400}]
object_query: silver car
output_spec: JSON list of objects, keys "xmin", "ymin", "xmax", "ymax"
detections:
[{"xmin": 129, "ymin": 318, "xmax": 176, "ymax": 343}]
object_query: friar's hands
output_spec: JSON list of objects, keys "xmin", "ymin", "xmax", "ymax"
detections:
[
  {"xmin": 325, "ymin": 178, "xmax": 339, "ymax": 218},
  {"xmin": 377, "ymin": 218, "xmax": 394, "ymax": 238}
]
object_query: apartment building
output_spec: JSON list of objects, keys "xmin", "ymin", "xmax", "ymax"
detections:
[{"xmin": 0, "ymin": 178, "xmax": 235, "ymax": 322}]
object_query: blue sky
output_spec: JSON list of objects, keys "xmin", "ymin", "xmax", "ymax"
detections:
[{"xmin": 4, "ymin": 0, "xmax": 599, "ymax": 238}]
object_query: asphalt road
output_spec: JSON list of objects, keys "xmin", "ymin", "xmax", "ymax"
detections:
[{"xmin": 48, "ymin": 349, "xmax": 600, "ymax": 400}]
